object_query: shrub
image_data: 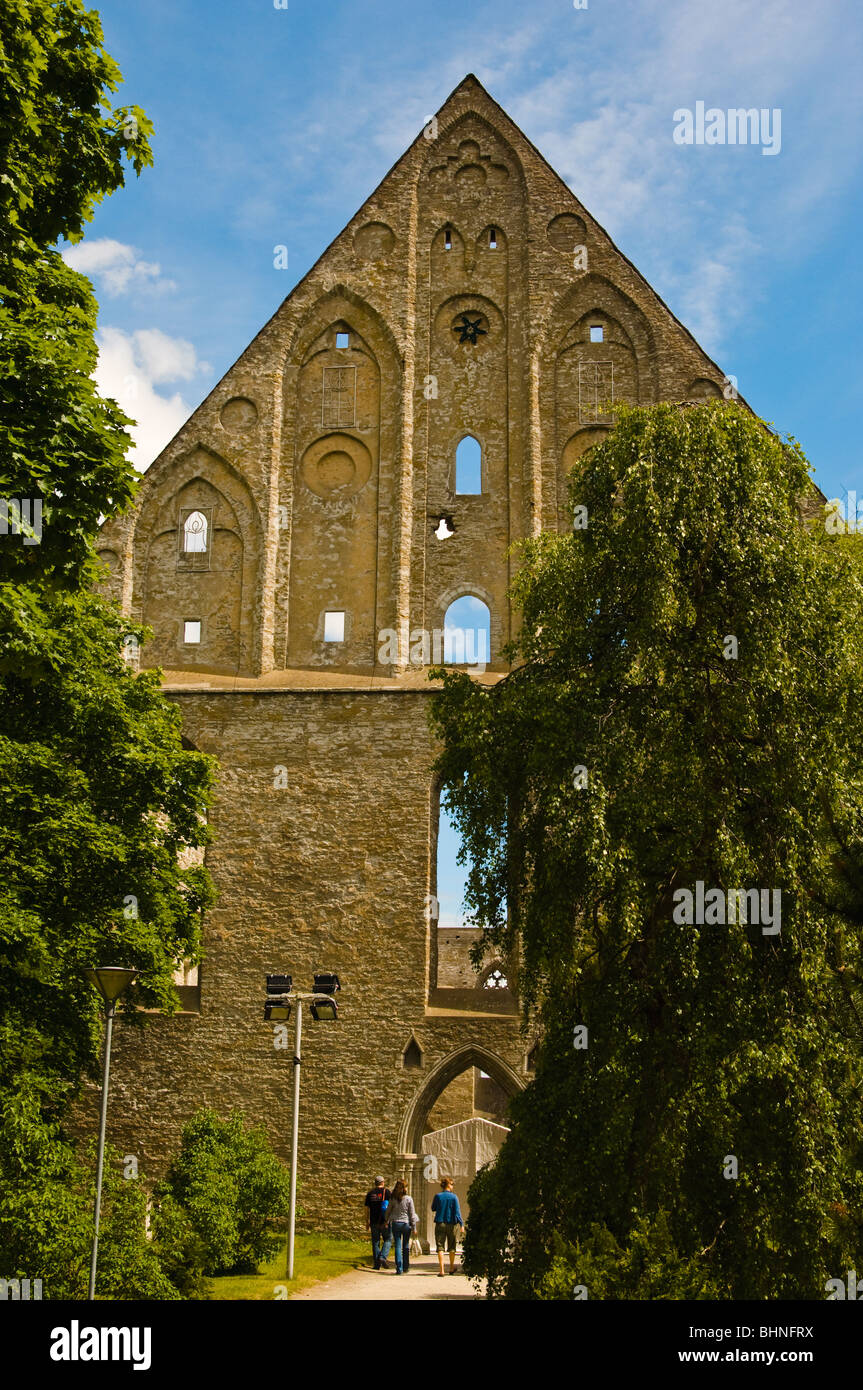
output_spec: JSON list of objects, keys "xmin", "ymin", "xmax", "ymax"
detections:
[{"xmin": 158, "ymin": 1108, "xmax": 292, "ymax": 1275}]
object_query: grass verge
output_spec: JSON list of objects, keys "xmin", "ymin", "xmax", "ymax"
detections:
[{"xmin": 209, "ymin": 1232, "xmax": 370, "ymax": 1300}]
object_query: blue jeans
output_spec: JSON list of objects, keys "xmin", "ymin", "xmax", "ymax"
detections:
[
  {"xmin": 371, "ymin": 1224, "xmax": 392, "ymax": 1267},
  {"xmin": 391, "ymin": 1221, "xmax": 411, "ymax": 1272}
]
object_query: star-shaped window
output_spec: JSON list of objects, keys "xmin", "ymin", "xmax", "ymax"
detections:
[{"xmin": 452, "ymin": 313, "xmax": 487, "ymax": 345}]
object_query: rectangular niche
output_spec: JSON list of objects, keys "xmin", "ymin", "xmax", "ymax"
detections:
[
  {"xmin": 321, "ymin": 365, "xmax": 357, "ymax": 428},
  {"xmin": 578, "ymin": 361, "xmax": 615, "ymax": 423}
]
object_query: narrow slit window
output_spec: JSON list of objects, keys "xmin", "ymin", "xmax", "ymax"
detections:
[
  {"xmin": 336, "ymin": 331, "xmax": 349, "ymax": 349},
  {"xmin": 489, "ymin": 227, "xmax": 497, "ymax": 249},
  {"xmin": 589, "ymin": 324, "xmax": 604, "ymax": 343},
  {"xmin": 455, "ymin": 434, "xmax": 482, "ymax": 495},
  {"xmin": 184, "ymin": 620, "xmax": 201, "ymax": 644},
  {"xmin": 444, "ymin": 226, "xmax": 452, "ymax": 251},
  {"xmin": 323, "ymin": 611, "xmax": 345, "ymax": 642}
]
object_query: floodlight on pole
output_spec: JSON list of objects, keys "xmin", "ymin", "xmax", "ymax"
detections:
[
  {"xmin": 84, "ymin": 966, "xmax": 137, "ymax": 1301},
  {"xmin": 264, "ymin": 971, "xmax": 343, "ymax": 1280}
]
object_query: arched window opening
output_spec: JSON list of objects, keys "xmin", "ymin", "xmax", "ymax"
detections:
[
  {"xmin": 443, "ymin": 596, "xmax": 490, "ymax": 667},
  {"xmin": 436, "ymin": 794, "xmax": 470, "ymax": 931},
  {"xmin": 403, "ymin": 1037, "xmax": 423, "ymax": 1070},
  {"xmin": 481, "ymin": 966, "xmax": 508, "ymax": 990},
  {"xmin": 455, "ymin": 435, "xmax": 482, "ymax": 494},
  {"xmin": 489, "ymin": 226, "xmax": 498, "ymax": 249},
  {"xmin": 172, "ymin": 757, "xmax": 206, "ymax": 1007},
  {"xmin": 183, "ymin": 510, "xmax": 208, "ymax": 553},
  {"xmin": 444, "ymin": 225, "xmax": 453, "ymax": 251}
]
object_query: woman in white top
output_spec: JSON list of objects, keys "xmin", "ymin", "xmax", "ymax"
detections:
[{"xmin": 387, "ymin": 1179, "xmax": 418, "ymax": 1274}]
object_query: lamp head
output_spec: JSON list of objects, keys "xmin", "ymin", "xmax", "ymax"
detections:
[
  {"xmin": 85, "ymin": 967, "xmax": 137, "ymax": 1008},
  {"xmin": 266, "ymin": 974, "xmax": 293, "ymax": 995},
  {"xmin": 264, "ymin": 999, "xmax": 292, "ymax": 1022},
  {"xmin": 313, "ymin": 973, "xmax": 340, "ymax": 996}
]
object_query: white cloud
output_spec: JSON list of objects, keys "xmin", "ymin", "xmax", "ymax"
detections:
[
  {"xmin": 130, "ymin": 328, "xmax": 209, "ymax": 384},
  {"xmin": 94, "ymin": 327, "xmax": 211, "ymax": 471},
  {"xmin": 62, "ymin": 238, "xmax": 177, "ymax": 296},
  {"xmin": 280, "ymin": 0, "xmax": 858, "ymax": 357}
]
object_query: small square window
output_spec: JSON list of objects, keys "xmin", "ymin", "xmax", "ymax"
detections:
[
  {"xmin": 184, "ymin": 620, "xmax": 201, "ymax": 644},
  {"xmin": 589, "ymin": 325, "xmax": 604, "ymax": 343},
  {"xmin": 323, "ymin": 611, "xmax": 345, "ymax": 642},
  {"xmin": 336, "ymin": 332, "xmax": 349, "ymax": 349}
]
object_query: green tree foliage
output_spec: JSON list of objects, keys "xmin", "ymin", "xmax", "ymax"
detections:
[
  {"xmin": 430, "ymin": 402, "xmax": 863, "ymax": 1298},
  {"xmin": 0, "ymin": 1080, "xmax": 186, "ymax": 1298},
  {"xmin": 0, "ymin": 1, "xmax": 215, "ymax": 1294},
  {"xmin": 0, "ymin": 593, "xmax": 215, "ymax": 1119},
  {"xmin": 158, "ymin": 1109, "xmax": 293, "ymax": 1276},
  {"xmin": 1, "ymin": 0, "xmax": 153, "ymax": 588}
]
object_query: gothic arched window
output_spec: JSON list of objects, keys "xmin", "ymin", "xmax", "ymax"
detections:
[
  {"xmin": 455, "ymin": 435, "xmax": 482, "ymax": 494},
  {"xmin": 183, "ymin": 510, "xmax": 208, "ymax": 553},
  {"xmin": 482, "ymin": 966, "xmax": 508, "ymax": 990}
]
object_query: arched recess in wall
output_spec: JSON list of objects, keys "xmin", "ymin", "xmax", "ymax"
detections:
[
  {"xmin": 541, "ymin": 275, "xmax": 658, "ymax": 535},
  {"xmin": 558, "ymin": 425, "xmax": 612, "ymax": 531},
  {"xmin": 94, "ymin": 547, "xmax": 122, "ymax": 604},
  {"xmin": 398, "ymin": 1045, "xmax": 525, "ymax": 1157},
  {"xmin": 419, "ymin": 113, "xmax": 525, "ymax": 662},
  {"xmin": 131, "ymin": 445, "xmax": 262, "ymax": 676},
  {"xmin": 171, "ymin": 734, "xmax": 210, "ymax": 1011},
  {"xmin": 280, "ymin": 286, "xmax": 401, "ymax": 672},
  {"xmin": 422, "ymin": 108, "xmax": 528, "ymax": 204},
  {"xmin": 687, "ymin": 376, "xmax": 725, "ymax": 400},
  {"xmin": 431, "ymin": 221, "xmax": 466, "ymax": 273},
  {"xmin": 478, "ymin": 960, "xmax": 509, "ymax": 990}
]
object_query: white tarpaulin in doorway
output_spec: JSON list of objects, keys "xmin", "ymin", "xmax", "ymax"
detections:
[{"xmin": 419, "ymin": 1117, "xmax": 510, "ymax": 1246}]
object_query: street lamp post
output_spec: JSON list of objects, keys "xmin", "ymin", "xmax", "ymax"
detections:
[
  {"xmin": 84, "ymin": 966, "xmax": 137, "ymax": 1302},
  {"xmin": 287, "ymin": 995, "xmax": 303, "ymax": 1282},
  {"xmin": 264, "ymin": 973, "xmax": 340, "ymax": 1281}
]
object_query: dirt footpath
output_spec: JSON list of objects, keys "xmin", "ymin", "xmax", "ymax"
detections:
[{"xmin": 291, "ymin": 1252, "xmax": 487, "ymax": 1301}]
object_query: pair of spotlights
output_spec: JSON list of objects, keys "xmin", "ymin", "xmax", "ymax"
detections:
[{"xmin": 264, "ymin": 973, "xmax": 341, "ymax": 1022}]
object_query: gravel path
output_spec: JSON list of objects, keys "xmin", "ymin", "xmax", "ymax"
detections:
[{"xmin": 291, "ymin": 1252, "xmax": 487, "ymax": 1300}]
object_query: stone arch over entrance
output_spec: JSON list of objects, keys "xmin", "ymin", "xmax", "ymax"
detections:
[{"xmin": 397, "ymin": 1044, "xmax": 525, "ymax": 1158}]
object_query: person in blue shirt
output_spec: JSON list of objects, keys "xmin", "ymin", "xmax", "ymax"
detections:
[{"xmin": 430, "ymin": 1176, "xmax": 464, "ymax": 1276}]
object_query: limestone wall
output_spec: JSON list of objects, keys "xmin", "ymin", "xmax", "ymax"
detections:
[{"xmin": 88, "ymin": 687, "xmax": 526, "ymax": 1235}]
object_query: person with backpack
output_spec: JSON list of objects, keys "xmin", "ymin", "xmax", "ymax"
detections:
[
  {"xmin": 386, "ymin": 1178, "xmax": 418, "ymax": 1274},
  {"xmin": 431, "ymin": 1176, "xmax": 464, "ymax": 1276},
  {"xmin": 364, "ymin": 1175, "xmax": 393, "ymax": 1270}
]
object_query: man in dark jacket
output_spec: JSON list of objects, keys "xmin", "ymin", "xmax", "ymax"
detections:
[{"xmin": 364, "ymin": 1175, "xmax": 392, "ymax": 1269}]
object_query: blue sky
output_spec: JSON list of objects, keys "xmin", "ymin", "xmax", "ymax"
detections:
[
  {"xmin": 70, "ymin": 0, "xmax": 863, "ymax": 930},
  {"xmin": 69, "ymin": 0, "xmax": 863, "ymax": 509}
]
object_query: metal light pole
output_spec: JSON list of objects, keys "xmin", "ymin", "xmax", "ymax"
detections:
[
  {"xmin": 264, "ymin": 974, "xmax": 340, "ymax": 1282},
  {"xmin": 84, "ymin": 967, "xmax": 137, "ymax": 1302},
  {"xmin": 287, "ymin": 997, "xmax": 303, "ymax": 1281}
]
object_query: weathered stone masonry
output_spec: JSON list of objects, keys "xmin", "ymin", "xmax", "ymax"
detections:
[{"xmin": 89, "ymin": 74, "xmax": 733, "ymax": 1233}]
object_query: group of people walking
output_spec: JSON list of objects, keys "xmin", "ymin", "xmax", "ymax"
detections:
[{"xmin": 364, "ymin": 1174, "xmax": 465, "ymax": 1276}]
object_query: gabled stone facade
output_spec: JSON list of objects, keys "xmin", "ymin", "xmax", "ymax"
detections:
[{"xmin": 91, "ymin": 75, "xmax": 732, "ymax": 1234}]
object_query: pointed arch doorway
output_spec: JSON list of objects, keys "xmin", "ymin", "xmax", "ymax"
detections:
[{"xmin": 397, "ymin": 1045, "xmax": 524, "ymax": 1249}]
